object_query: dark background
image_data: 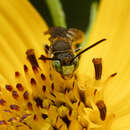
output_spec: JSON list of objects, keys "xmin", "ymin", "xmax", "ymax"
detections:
[{"xmin": 29, "ymin": 0, "xmax": 99, "ymax": 32}]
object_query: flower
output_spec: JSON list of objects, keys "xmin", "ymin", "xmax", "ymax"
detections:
[{"xmin": 0, "ymin": 0, "xmax": 130, "ymax": 130}]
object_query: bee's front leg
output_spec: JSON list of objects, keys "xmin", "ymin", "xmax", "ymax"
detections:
[{"xmin": 74, "ymin": 47, "xmax": 82, "ymax": 53}]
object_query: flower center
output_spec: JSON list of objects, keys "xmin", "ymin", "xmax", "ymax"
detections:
[{"xmin": 0, "ymin": 49, "xmax": 117, "ymax": 130}]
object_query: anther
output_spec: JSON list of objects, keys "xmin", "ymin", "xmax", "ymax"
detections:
[
  {"xmin": 26, "ymin": 49, "xmax": 39, "ymax": 69},
  {"xmin": 58, "ymin": 125, "xmax": 63, "ymax": 129},
  {"xmin": 30, "ymin": 78, "xmax": 37, "ymax": 86},
  {"xmin": 71, "ymin": 99, "xmax": 77, "ymax": 104},
  {"xmin": 16, "ymin": 83, "xmax": 24, "ymax": 91},
  {"xmin": 23, "ymin": 91, "xmax": 29, "ymax": 100},
  {"xmin": 0, "ymin": 120, "xmax": 7, "ymax": 125},
  {"xmin": 10, "ymin": 105, "xmax": 20, "ymax": 111},
  {"xmin": 96, "ymin": 100, "xmax": 107, "ymax": 121},
  {"xmin": 4, "ymin": 110, "xmax": 11, "ymax": 113},
  {"xmin": 44, "ymin": 44, "xmax": 50, "ymax": 54},
  {"xmin": 27, "ymin": 102, "xmax": 33, "ymax": 111},
  {"xmin": 24, "ymin": 65, "xmax": 28, "ymax": 73},
  {"xmin": 110, "ymin": 73, "xmax": 117, "ymax": 77},
  {"xmin": 0, "ymin": 99, "xmax": 6, "ymax": 106},
  {"xmin": 78, "ymin": 90, "xmax": 86, "ymax": 105},
  {"xmin": 56, "ymin": 116, "xmax": 59, "ymax": 123},
  {"xmin": 49, "ymin": 73, "xmax": 53, "ymax": 80},
  {"xmin": 69, "ymin": 109, "xmax": 72, "ymax": 116},
  {"xmin": 64, "ymin": 88, "xmax": 70, "ymax": 94},
  {"xmin": 8, "ymin": 117, "xmax": 17, "ymax": 122},
  {"xmin": 19, "ymin": 114, "xmax": 31, "ymax": 122},
  {"xmin": 94, "ymin": 89, "xmax": 97, "ymax": 96},
  {"xmin": 23, "ymin": 122, "xmax": 32, "ymax": 129},
  {"xmin": 16, "ymin": 125, "xmax": 22, "ymax": 128},
  {"xmin": 33, "ymin": 114, "xmax": 37, "ymax": 120},
  {"xmin": 50, "ymin": 92, "xmax": 56, "ymax": 98},
  {"xmin": 78, "ymin": 101, "xmax": 81, "ymax": 107},
  {"xmin": 32, "ymin": 66, "xmax": 38, "ymax": 73},
  {"xmin": 12, "ymin": 90, "xmax": 19, "ymax": 99},
  {"xmin": 51, "ymin": 83, "xmax": 54, "ymax": 91},
  {"xmin": 42, "ymin": 113, "xmax": 48, "ymax": 119},
  {"xmin": 42, "ymin": 85, "xmax": 46, "ymax": 92},
  {"xmin": 5, "ymin": 85, "xmax": 13, "ymax": 91},
  {"xmin": 92, "ymin": 58, "xmax": 102, "ymax": 80},
  {"xmin": 34, "ymin": 97, "xmax": 43, "ymax": 108},
  {"xmin": 72, "ymin": 81, "xmax": 75, "ymax": 88},
  {"xmin": 61, "ymin": 115, "xmax": 70, "ymax": 127},
  {"xmin": 41, "ymin": 73, "xmax": 46, "ymax": 81},
  {"xmin": 15, "ymin": 71, "xmax": 20, "ymax": 77},
  {"xmin": 74, "ymin": 74, "xmax": 78, "ymax": 80}
]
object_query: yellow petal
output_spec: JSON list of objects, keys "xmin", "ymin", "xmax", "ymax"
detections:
[
  {"xmin": 79, "ymin": 0, "xmax": 130, "ymax": 78},
  {"xmin": 0, "ymin": 0, "xmax": 49, "ymax": 82},
  {"xmin": 0, "ymin": 0, "xmax": 48, "ymax": 68},
  {"xmin": 78, "ymin": 0, "xmax": 130, "ymax": 129},
  {"xmin": 0, "ymin": 1, "xmax": 50, "ymax": 130},
  {"xmin": 78, "ymin": 0, "xmax": 130, "ymax": 107},
  {"xmin": 110, "ymin": 114, "xmax": 130, "ymax": 130},
  {"xmin": 0, "ymin": 0, "xmax": 130, "ymax": 129}
]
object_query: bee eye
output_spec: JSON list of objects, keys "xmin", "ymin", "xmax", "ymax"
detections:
[
  {"xmin": 52, "ymin": 60, "xmax": 62, "ymax": 73},
  {"xmin": 73, "ymin": 57, "xmax": 79, "ymax": 69}
]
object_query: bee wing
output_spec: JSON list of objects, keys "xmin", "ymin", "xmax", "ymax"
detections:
[
  {"xmin": 44, "ymin": 27, "xmax": 84, "ymax": 45},
  {"xmin": 67, "ymin": 28, "xmax": 84, "ymax": 44},
  {"xmin": 44, "ymin": 27, "xmax": 68, "ymax": 39}
]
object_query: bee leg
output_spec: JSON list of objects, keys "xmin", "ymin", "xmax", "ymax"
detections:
[
  {"xmin": 74, "ymin": 47, "xmax": 82, "ymax": 53},
  {"xmin": 44, "ymin": 44, "xmax": 50, "ymax": 55}
]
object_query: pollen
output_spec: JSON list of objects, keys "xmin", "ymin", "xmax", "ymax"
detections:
[{"xmin": 0, "ymin": 48, "xmax": 117, "ymax": 130}]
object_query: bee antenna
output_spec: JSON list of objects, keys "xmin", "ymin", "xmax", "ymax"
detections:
[
  {"xmin": 71, "ymin": 38, "xmax": 107, "ymax": 63},
  {"xmin": 39, "ymin": 55, "xmax": 58, "ymax": 61}
]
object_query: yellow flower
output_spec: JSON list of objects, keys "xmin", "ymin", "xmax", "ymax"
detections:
[{"xmin": 0, "ymin": 0, "xmax": 130, "ymax": 130}]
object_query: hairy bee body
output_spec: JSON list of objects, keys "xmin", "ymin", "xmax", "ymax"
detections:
[{"xmin": 40, "ymin": 27, "xmax": 106, "ymax": 79}]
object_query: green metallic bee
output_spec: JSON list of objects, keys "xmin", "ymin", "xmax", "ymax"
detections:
[{"xmin": 40, "ymin": 27, "xmax": 106, "ymax": 79}]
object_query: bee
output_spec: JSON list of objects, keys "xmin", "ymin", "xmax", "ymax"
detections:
[{"xmin": 39, "ymin": 27, "xmax": 106, "ymax": 79}]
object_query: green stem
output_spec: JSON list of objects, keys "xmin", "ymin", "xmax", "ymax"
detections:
[
  {"xmin": 81, "ymin": 1, "xmax": 98, "ymax": 48},
  {"xmin": 45, "ymin": 0, "xmax": 67, "ymax": 28}
]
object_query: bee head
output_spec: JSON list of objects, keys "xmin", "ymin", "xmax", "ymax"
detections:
[{"xmin": 52, "ymin": 57, "xmax": 79, "ymax": 77}]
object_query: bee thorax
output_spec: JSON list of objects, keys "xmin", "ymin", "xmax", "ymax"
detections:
[{"xmin": 54, "ymin": 52, "xmax": 74, "ymax": 66}]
